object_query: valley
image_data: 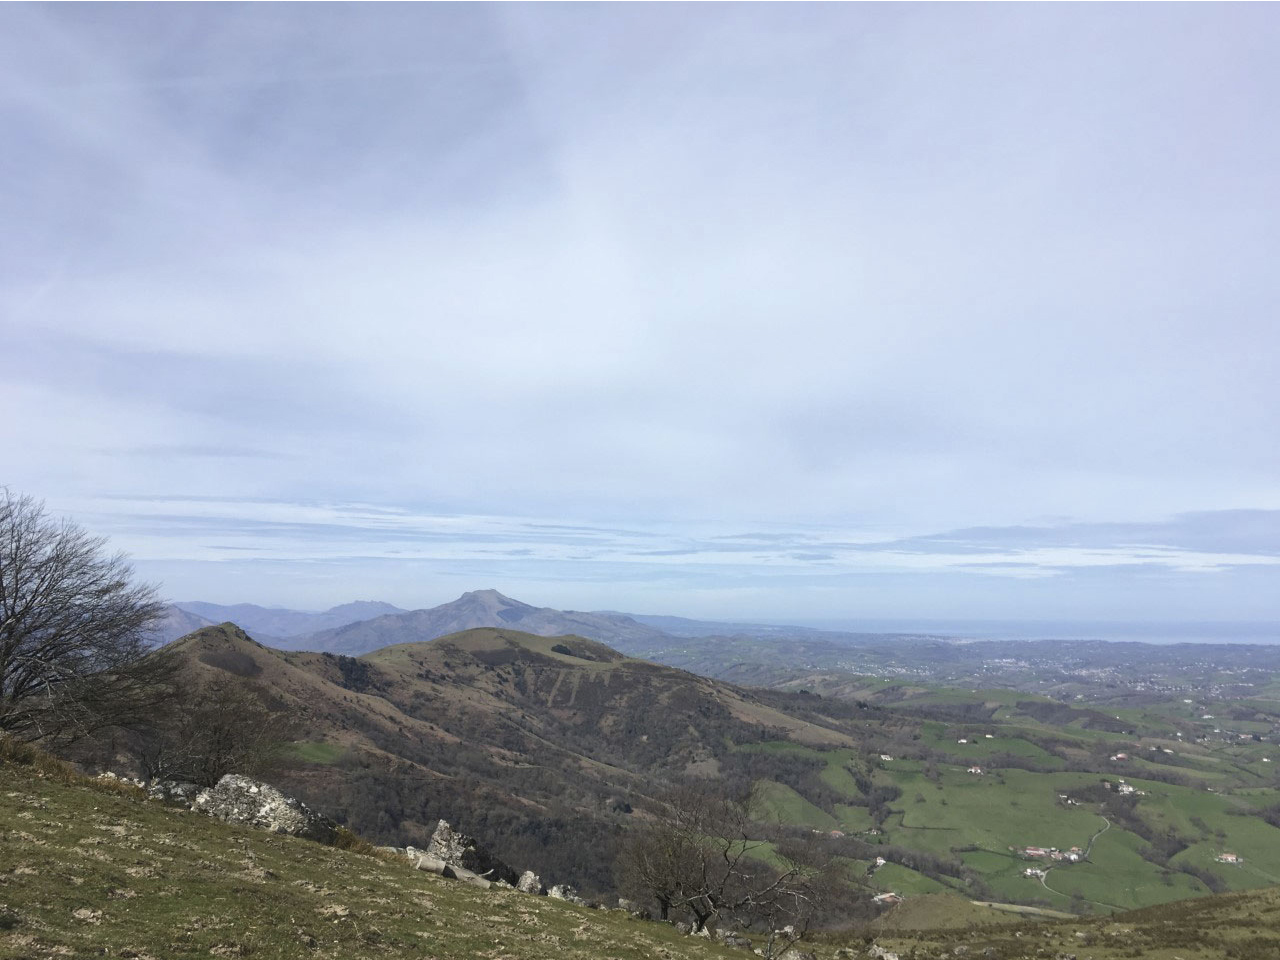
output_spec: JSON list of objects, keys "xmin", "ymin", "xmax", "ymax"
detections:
[{"xmin": 148, "ymin": 594, "xmax": 1280, "ymax": 922}]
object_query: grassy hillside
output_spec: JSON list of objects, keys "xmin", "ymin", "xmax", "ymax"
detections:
[
  {"xmin": 0, "ymin": 749, "xmax": 745, "ymax": 960},
  {"xmin": 4, "ymin": 746, "xmax": 1279, "ymax": 960}
]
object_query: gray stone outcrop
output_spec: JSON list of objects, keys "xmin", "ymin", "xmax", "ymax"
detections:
[
  {"xmin": 716, "ymin": 929, "xmax": 753, "ymax": 949},
  {"xmin": 424, "ymin": 819, "xmax": 518, "ymax": 886},
  {"xmin": 517, "ymin": 870, "xmax": 545, "ymax": 895},
  {"xmin": 413, "ymin": 855, "xmax": 449, "ymax": 876},
  {"xmin": 192, "ymin": 774, "xmax": 337, "ymax": 843},
  {"xmin": 547, "ymin": 883, "xmax": 588, "ymax": 905},
  {"xmin": 147, "ymin": 780, "xmax": 201, "ymax": 807}
]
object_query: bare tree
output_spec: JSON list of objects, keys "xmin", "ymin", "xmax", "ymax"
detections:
[
  {"xmin": 129, "ymin": 672, "xmax": 295, "ymax": 786},
  {"xmin": 0, "ymin": 488, "xmax": 174, "ymax": 744},
  {"xmin": 617, "ymin": 785, "xmax": 837, "ymax": 951}
]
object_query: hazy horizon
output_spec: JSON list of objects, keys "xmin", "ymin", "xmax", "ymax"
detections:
[
  {"xmin": 172, "ymin": 591, "xmax": 1280, "ymax": 646},
  {"xmin": 5, "ymin": 5, "xmax": 1278, "ymax": 622}
]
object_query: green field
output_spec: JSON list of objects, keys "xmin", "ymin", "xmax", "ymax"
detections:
[
  {"xmin": 729, "ymin": 691, "xmax": 1280, "ymax": 917},
  {"xmin": 753, "ymin": 780, "xmax": 839, "ymax": 829},
  {"xmin": 285, "ymin": 740, "xmax": 345, "ymax": 765}
]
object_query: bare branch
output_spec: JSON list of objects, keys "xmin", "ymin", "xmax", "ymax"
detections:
[{"xmin": 0, "ymin": 488, "xmax": 172, "ymax": 744}]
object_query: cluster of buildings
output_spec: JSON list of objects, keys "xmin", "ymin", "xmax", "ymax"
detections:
[
  {"xmin": 1020, "ymin": 845, "xmax": 1083, "ymax": 862},
  {"xmin": 1104, "ymin": 779, "xmax": 1146, "ymax": 796}
]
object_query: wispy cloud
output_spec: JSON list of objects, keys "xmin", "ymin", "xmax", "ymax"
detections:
[{"xmin": 3, "ymin": 5, "xmax": 1279, "ymax": 619}]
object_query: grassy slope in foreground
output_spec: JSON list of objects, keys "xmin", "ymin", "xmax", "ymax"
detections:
[
  {"xmin": 0, "ymin": 757, "xmax": 743, "ymax": 960},
  {"xmin": 5, "ymin": 749, "xmax": 1280, "ymax": 960}
]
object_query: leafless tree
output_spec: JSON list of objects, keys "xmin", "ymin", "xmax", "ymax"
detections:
[
  {"xmin": 129, "ymin": 671, "xmax": 295, "ymax": 786},
  {"xmin": 0, "ymin": 488, "xmax": 174, "ymax": 744},
  {"xmin": 617, "ymin": 784, "xmax": 837, "ymax": 952}
]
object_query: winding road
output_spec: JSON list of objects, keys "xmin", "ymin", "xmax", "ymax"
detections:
[{"xmin": 1039, "ymin": 816, "xmax": 1115, "ymax": 908}]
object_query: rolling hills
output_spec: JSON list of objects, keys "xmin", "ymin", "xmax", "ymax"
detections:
[
  {"xmin": 155, "ymin": 614, "xmax": 1280, "ymax": 915},
  {"xmin": 163, "ymin": 622, "xmax": 859, "ymax": 895}
]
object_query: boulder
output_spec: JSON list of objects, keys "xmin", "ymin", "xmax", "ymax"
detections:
[
  {"xmin": 442, "ymin": 864, "xmax": 492, "ymax": 889},
  {"xmin": 192, "ymin": 775, "xmax": 337, "ymax": 843},
  {"xmin": 147, "ymin": 780, "xmax": 201, "ymax": 807},
  {"xmin": 425, "ymin": 819, "xmax": 518, "ymax": 886},
  {"xmin": 547, "ymin": 883, "xmax": 587, "ymax": 905},
  {"xmin": 517, "ymin": 870, "xmax": 545, "ymax": 895},
  {"xmin": 716, "ymin": 929, "xmax": 753, "ymax": 949},
  {"xmin": 414, "ymin": 855, "xmax": 448, "ymax": 876}
]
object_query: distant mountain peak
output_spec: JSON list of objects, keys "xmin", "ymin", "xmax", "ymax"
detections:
[
  {"xmin": 282, "ymin": 590, "xmax": 669, "ymax": 656},
  {"xmin": 459, "ymin": 588, "xmax": 526, "ymax": 605}
]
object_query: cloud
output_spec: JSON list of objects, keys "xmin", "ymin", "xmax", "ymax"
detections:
[{"xmin": 2, "ymin": 5, "xmax": 1279, "ymax": 619}]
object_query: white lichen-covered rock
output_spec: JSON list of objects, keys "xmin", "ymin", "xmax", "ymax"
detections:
[
  {"xmin": 547, "ymin": 883, "xmax": 587, "ymax": 905},
  {"xmin": 517, "ymin": 870, "xmax": 545, "ymax": 895},
  {"xmin": 192, "ymin": 775, "xmax": 337, "ymax": 843},
  {"xmin": 424, "ymin": 819, "xmax": 518, "ymax": 885},
  {"xmin": 147, "ymin": 780, "xmax": 201, "ymax": 807}
]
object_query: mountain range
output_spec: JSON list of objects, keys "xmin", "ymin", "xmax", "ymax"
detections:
[
  {"xmin": 281, "ymin": 589, "xmax": 668, "ymax": 654},
  {"xmin": 165, "ymin": 620, "xmax": 858, "ymax": 894},
  {"xmin": 172, "ymin": 599, "xmax": 405, "ymax": 642}
]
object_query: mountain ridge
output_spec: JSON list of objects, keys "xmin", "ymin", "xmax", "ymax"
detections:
[
  {"xmin": 285, "ymin": 588, "xmax": 671, "ymax": 655},
  {"xmin": 174, "ymin": 599, "xmax": 405, "ymax": 639}
]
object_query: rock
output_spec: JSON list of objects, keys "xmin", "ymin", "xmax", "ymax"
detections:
[
  {"xmin": 868, "ymin": 946, "xmax": 900, "ymax": 960},
  {"xmin": 414, "ymin": 855, "xmax": 448, "ymax": 876},
  {"xmin": 673, "ymin": 921, "xmax": 692, "ymax": 935},
  {"xmin": 718, "ymin": 931, "xmax": 753, "ymax": 949},
  {"xmin": 147, "ymin": 781, "xmax": 201, "ymax": 807},
  {"xmin": 778, "ymin": 950, "xmax": 815, "ymax": 960},
  {"xmin": 97, "ymin": 772, "xmax": 145, "ymax": 789},
  {"xmin": 425, "ymin": 820, "xmax": 518, "ymax": 886},
  {"xmin": 547, "ymin": 883, "xmax": 586, "ymax": 904},
  {"xmin": 518, "ymin": 871, "xmax": 545, "ymax": 895},
  {"xmin": 442, "ymin": 864, "xmax": 492, "ymax": 889},
  {"xmin": 192, "ymin": 775, "xmax": 337, "ymax": 843}
]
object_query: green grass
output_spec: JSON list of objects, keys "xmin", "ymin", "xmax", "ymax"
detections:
[
  {"xmin": 868, "ymin": 862, "xmax": 955, "ymax": 897},
  {"xmin": 753, "ymin": 780, "xmax": 838, "ymax": 830},
  {"xmin": 0, "ymin": 759, "xmax": 747, "ymax": 960},
  {"xmin": 868, "ymin": 893, "xmax": 1022, "ymax": 931},
  {"xmin": 1042, "ymin": 826, "xmax": 1205, "ymax": 911},
  {"xmin": 285, "ymin": 741, "xmax": 345, "ymax": 765}
]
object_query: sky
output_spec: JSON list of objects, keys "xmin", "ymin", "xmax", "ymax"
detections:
[{"xmin": 3, "ymin": 4, "xmax": 1279, "ymax": 623}]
